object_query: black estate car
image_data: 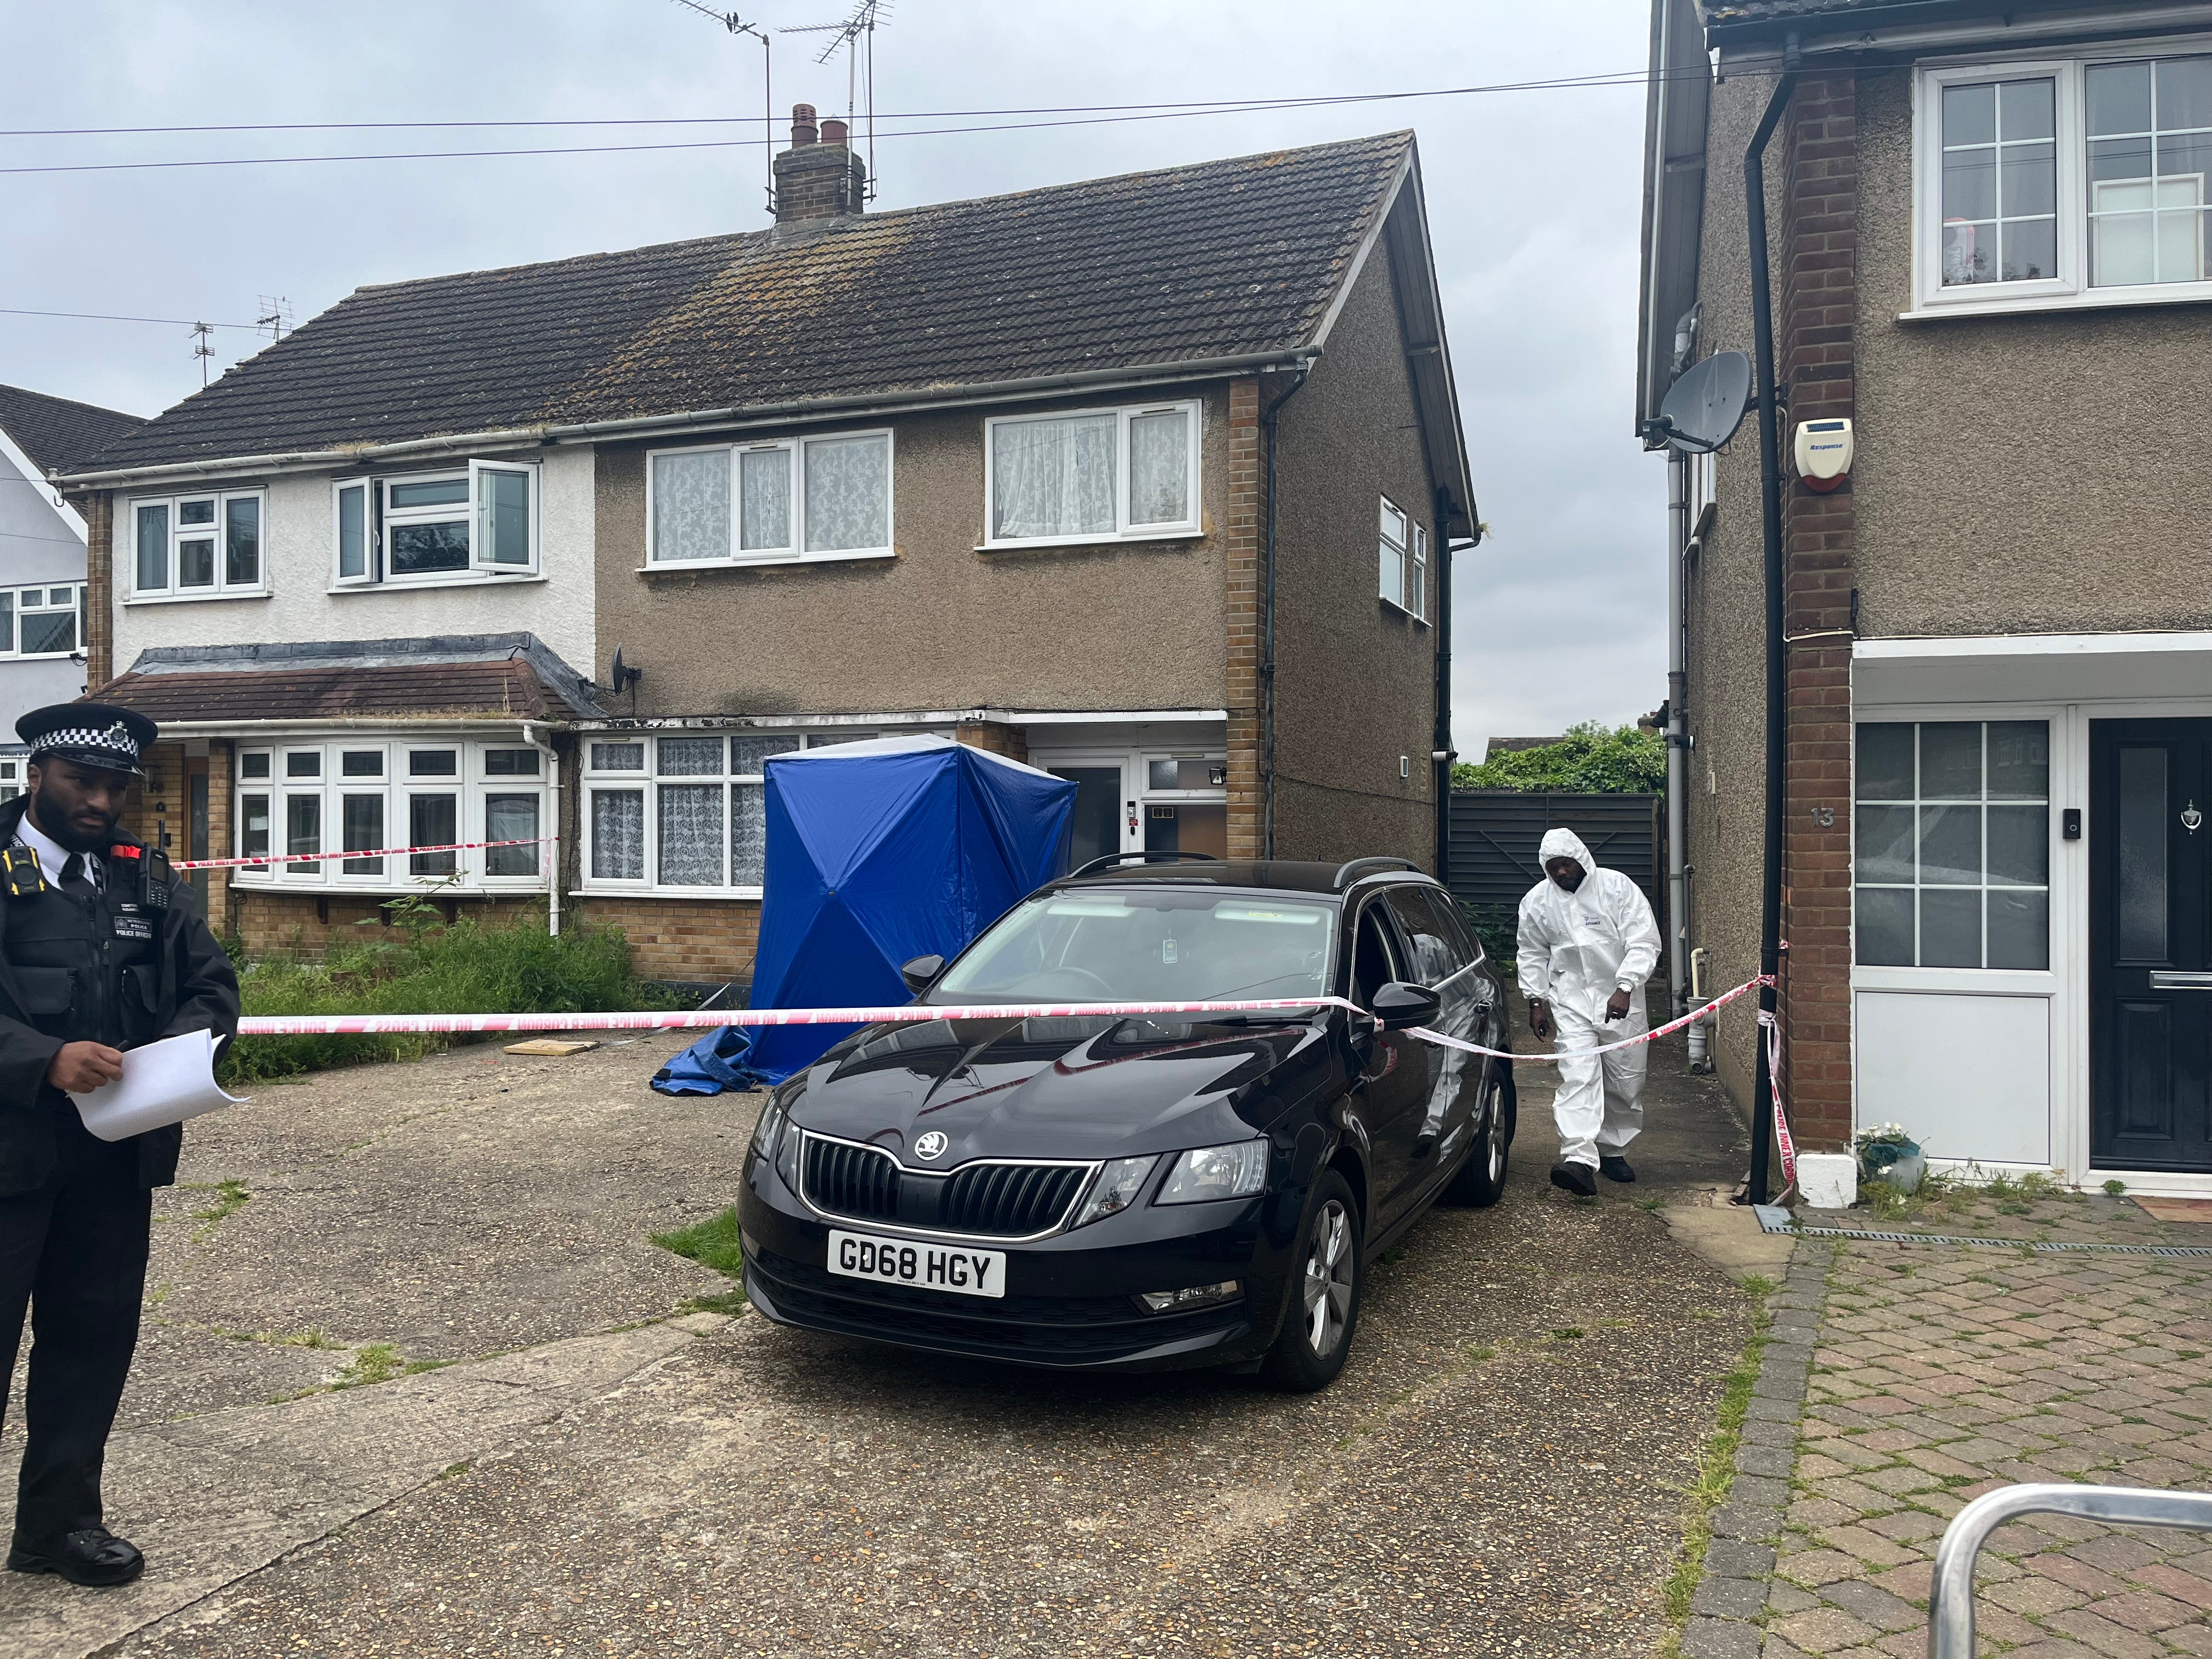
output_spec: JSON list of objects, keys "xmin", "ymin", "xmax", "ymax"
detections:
[{"xmin": 738, "ymin": 854, "xmax": 1515, "ymax": 1391}]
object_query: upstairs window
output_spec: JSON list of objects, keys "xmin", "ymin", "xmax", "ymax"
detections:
[
  {"xmin": 128, "ymin": 490, "xmax": 265, "ymax": 600},
  {"xmin": 1378, "ymin": 497, "xmax": 1429, "ymax": 622},
  {"xmin": 647, "ymin": 430, "xmax": 893, "ymax": 568},
  {"xmin": 0, "ymin": 584, "xmax": 88, "ymax": 658},
  {"xmin": 331, "ymin": 460, "xmax": 538, "ymax": 588},
  {"xmin": 1916, "ymin": 49, "xmax": 2212, "ymax": 313},
  {"xmin": 984, "ymin": 401, "xmax": 1200, "ymax": 546}
]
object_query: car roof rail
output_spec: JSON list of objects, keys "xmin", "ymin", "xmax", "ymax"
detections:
[
  {"xmin": 1067, "ymin": 851, "xmax": 1227, "ymax": 879},
  {"xmin": 1332, "ymin": 855, "xmax": 1419, "ymax": 890}
]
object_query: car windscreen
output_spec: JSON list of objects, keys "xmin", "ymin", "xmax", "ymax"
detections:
[{"xmin": 929, "ymin": 889, "xmax": 1336, "ymax": 1005}]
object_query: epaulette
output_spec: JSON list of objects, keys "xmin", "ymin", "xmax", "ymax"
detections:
[{"xmin": 1, "ymin": 846, "xmax": 47, "ymax": 899}]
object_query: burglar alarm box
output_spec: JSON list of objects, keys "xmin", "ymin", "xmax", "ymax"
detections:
[{"xmin": 1793, "ymin": 417, "xmax": 1854, "ymax": 492}]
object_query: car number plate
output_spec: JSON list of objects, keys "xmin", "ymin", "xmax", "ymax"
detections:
[{"xmin": 826, "ymin": 1230, "xmax": 1006, "ymax": 1299}]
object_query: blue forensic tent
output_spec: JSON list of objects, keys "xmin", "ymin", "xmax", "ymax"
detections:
[{"xmin": 652, "ymin": 736, "xmax": 1076, "ymax": 1094}]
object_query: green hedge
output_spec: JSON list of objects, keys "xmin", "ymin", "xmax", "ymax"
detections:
[
  {"xmin": 224, "ymin": 909, "xmax": 668, "ymax": 1084},
  {"xmin": 1451, "ymin": 721, "xmax": 1665, "ymax": 794}
]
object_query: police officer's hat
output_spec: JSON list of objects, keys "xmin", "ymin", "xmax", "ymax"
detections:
[{"xmin": 16, "ymin": 702, "xmax": 157, "ymax": 779}]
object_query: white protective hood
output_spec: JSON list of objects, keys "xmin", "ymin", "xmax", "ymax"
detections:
[{"xmin": 1517, "ymin": 827, "xmax": 1662, "ymax": 1021}]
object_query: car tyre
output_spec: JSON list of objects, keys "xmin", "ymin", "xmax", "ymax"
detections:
[
  {"xmin": 1260, "ymin": 1169, "xmax": 1363, "ymax": 1393},
  {"xmin": 1444, "ymin": 1057, "xmax": 1513, "ymax": 1209}
]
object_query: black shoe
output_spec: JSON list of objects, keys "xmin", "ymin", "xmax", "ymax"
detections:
[
  {"xmin": 7, "ymin": 1527, "xmax": 145, "ymax": 1587},
  {"xmin": 1600, "ymin": 1155, "xmax": 1637, "ymax": 1184},
  {"xmin": 1549, "ymin": 1161, "xmax": 1598, "ymax": 1198}
]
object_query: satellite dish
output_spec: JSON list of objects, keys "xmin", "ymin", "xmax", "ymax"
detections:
[
  {"xmin": 1655, "ymin": 350, "xmax": 1753, "ymax": 454},
  {"xmin": 609, "ymin": 646, "xmax": 644, "ymax": 698}
]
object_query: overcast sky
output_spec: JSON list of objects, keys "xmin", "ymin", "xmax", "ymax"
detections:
[{"xmin": 1, "ymin": 0, "xmax": 1663, "ymax": 755}]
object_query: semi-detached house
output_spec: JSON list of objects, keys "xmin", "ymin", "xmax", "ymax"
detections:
[
  {"xmin": 56, "ymin": 117, "xmax": 1477, "ymax": 991},
  {"xmin": 1639, "ymin": 0, "xmax": 2212, "ymax": 1198}
]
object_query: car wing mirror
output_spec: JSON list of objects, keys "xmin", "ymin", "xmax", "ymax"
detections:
[
  {"xmin": 1371, "ymin": 980, "xmax": 1441, "ymax": 1032},
  {"xmin": 899, "ymin": 953, "xmax": 946, "ymax": 995}
]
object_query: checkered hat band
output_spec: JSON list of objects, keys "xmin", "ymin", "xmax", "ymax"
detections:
[{"xmin": 32, "ymin": 725, "xmax": 139, "ymax": 761}]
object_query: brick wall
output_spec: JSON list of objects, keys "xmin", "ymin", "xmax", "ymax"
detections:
[
  {"xmin": 953, "ymin": 721, "xmax": 1028, "ymax": 764},
  {"xmin": 231, "ymin": 891, "xmax": 550, "ymax": 959},
  {"xmin": 78, "ymin": 490, "xmax": 113, "ymax": 689},
  {"xmin": 1224, "ymin": 376, "xmax": 1262, "ymax": 859},
  {"xmin": 1778, "ymin": 71, "xmax": 1860, "ymax": 1154},
  {"xmin": 569, "ymin": 895, "xmax": 760, "ymax": 988}
]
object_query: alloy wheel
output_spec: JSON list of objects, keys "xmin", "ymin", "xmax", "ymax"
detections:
[
  {"xmin": 1485, "ymin": 1074, "xmax": 1509, "ymax": 1183},
  {"xmin": 1302, "ymin": 1198, "xmax": 1355, "ymax": 1357}
]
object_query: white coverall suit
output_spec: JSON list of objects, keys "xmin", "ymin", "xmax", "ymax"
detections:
[{"xmin": 1516, "ymin": 827, "xmax": 1663, "ymax": 1169}]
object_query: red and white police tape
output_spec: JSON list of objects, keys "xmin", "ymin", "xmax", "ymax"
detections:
[
  {"xmin": 233, "ymin": 973, "xmax": 1774, "ymax": 1050},
  {"xmin": 172, "ymin": 837, "xmax": 548, "ymax": 872}
]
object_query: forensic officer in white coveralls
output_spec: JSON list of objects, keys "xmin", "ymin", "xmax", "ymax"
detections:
[{"xmin": 1516, "ymin": 827, "xmax": 1662, "ymax": 1198}]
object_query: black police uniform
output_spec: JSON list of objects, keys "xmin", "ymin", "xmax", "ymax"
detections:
[{"xmin": 0, "ymin": 705, "xmax": 238, "ymax": 1581}]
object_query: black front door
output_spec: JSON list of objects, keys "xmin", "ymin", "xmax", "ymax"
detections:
[{"xmin": 2091, "ymin": 718, "xmax": 2212, "ymax": 1171}]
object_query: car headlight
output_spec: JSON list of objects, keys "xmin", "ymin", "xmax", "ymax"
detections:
[
  {"xmin": 749, "ymin": 1092, "xmax": 791, "ymax": 1159},
  {"xmin": 1157, "ymin": 1141, "xmax": 1269, "ymax": 1204},
  {"xmin": 1072, "ymin": 1155, "xmax": 1158, "ymax": 1228}
]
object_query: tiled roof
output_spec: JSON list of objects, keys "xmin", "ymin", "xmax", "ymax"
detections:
[
  {"xmin": 74, "ymin": 133, "xmax": 1414, "ymax": 475},
  {"xmin": 0, "ymin": 383, "xmax": 143, "ymax": 476},
  {"xmin": 97, "ymin": 633, "xmax": 600, "ymax": 725}
]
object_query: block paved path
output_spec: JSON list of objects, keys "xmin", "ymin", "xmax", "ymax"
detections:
[{"xmin": 1741, "ymin": 1215, "xmax": 2212, "ymax": 1658}]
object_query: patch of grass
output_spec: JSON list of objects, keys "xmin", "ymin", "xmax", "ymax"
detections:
[
  {"xmin": 652, "ymin": 1206, "xmax": 746, "ymax": 1280},
  {"xmin": 331, "ymin": 1343, "xmax": 452, "ymax": 1390},
  {"xmin": 2104, "ymin": 1178, "xmax": 2129, "ymax": 1197},
  {"xmin": 1660, "ymin": 1280, "xmax": 1774, "ymax": 1645},
  {"xmin": 224, "ymin": 911, "xmax": 675, "ymax": 1085},
  {"xmin": 184, "ymin": 1177, "xmax": 251, "ymax": 1242},
  {"xmin": 1550, "ymin": 1327, "xmax": 1586, "ymax": 1341}
]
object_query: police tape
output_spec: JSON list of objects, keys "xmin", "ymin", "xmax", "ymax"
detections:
[
  {"xmin": 172, "ymin": 837, "xmax": 549, "ymax": 872},
  {"xmin": 232, "ymin": 974, "xmax": 1773, "ymax": 1046}
]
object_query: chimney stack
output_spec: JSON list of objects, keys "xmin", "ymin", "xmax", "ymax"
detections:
[{"xmin": 772, "ymin": 102, "xmax": 866, "ymax": 223}]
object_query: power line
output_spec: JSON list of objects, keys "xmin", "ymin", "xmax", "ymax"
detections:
[
  {"xmin": 0, "ymin": 306, "xmax": 262, "ymax": 330},
  {"xmin": 0, "ymin": 69, "xmax": 1720, "ymax": 176},
  {"xmin": 0, "ymin": 74, "xmax": 1666, "ymax": 139}
]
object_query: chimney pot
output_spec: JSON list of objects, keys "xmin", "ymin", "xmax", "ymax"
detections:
[
  {"xmin": 821, "ymin": 117, "xmax": 848, "ymax": 146},
  {"xmin": 791, "ymin": 103, "xmax": 818, "ymax": 146}
]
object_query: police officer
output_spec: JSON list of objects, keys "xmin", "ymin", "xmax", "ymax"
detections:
[{"xmin": 0, "ymin": 703, "xmax": 238, "ymax": 1588}]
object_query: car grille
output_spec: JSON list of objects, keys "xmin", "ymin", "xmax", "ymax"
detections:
[
  {"xmin": 798, "ymin": 1133, "xmax": 1093, "ymax": 1237},
  {"xmin": 802, "ymin": 1136, "xmax": 901, "ymax": 1224},
  {"xmin": 941, "ymin": 1163, "xmax": 1090, "ymax": 1237}
]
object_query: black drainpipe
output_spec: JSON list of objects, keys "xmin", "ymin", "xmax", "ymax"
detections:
[
  {"xmin": 1432, "ymin": 488, "xmax": 1474, "ymax": 879},
  {"xmin": 1260, "ymin": 359, "xmax": 1314, "ymax": 860},
  {"xmin": 1745, "ymin": 32, "xmax": 1801, "ymax": 1206}
]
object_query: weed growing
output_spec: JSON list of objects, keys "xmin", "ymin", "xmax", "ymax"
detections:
[
  {"xmin": 184, "ymin": 1177, "xmax": 251, "ymax": 1243},
  {"xmin": 225, "ymin": 905, "xmax": 670, "ymax": 1085},
  {"xmin": 653, "ymin": 1206, "xmax": 748, "ymax": 1312},
  {"xmin": 1660, "ymin": 1278, "xmax": 1774, "ymax": 1646}
]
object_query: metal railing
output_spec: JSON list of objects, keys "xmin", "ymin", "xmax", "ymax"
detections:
[{"xmin": 1929, "ymin": 1483, "xmax": 2212, "ymax": 1659}]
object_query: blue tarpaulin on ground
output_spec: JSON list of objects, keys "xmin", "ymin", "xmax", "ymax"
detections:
[{"xmin": 651, "ymin": 736, "xmax": 1076, "ymax": 1095}]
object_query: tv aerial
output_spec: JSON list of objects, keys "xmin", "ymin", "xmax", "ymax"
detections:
[
  {"xmin": 1648, "ymin": 350, "xmax": 1753, "ymax": 454},
  {"xmin": 667, "ymin": 0, "xmax": 775, "ymax": 215},
  {"xmin": 782, "ymin": 0, "xmax": 888, "ymax": 202}
]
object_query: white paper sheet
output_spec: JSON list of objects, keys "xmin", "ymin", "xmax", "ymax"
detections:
[{"xmin": 67, "ymin": 1028, "xmax": 246, "ymax": 1143}]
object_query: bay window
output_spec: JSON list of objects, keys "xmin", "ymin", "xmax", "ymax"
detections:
[
  {"xmin": 647, "ymin": 430, "xmax": 893, "ymax": 568},
  {"xmin": 1916, "ymin": 47, "xmax": 2212, "ymax": 312},
  {"xmin": 583, "ymin": 730, "xmax": 874, "ymax": 894},
  {"xmin": 129, "ymin": 490, "xmax": 265, "ymax": 600},
  {"xmin": 331, "ymin": 460, "xmax": 539, "ymax": 587},
  {"xmin": 984, "ymin": 402, "xmax": 1200, "ymax": 546},
  {"xmin": 233, "ymin": 738, "xmax": 548, "ymax": 891}
]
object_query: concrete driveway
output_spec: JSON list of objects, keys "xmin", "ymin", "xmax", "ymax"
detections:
[{"xmin": 0, "ymin": 1022, "xmax": 1768, "ymax": 1658}]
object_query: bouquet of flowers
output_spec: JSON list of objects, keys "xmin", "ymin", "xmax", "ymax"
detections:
[{"xmin": 1855, "ymin": 1122, "xmax": 1925, "ymax": 1192}]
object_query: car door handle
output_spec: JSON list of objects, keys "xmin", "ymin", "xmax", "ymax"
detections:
[{"xmin": 2149, "ymin": 970, "xmax": 2212, "ymax": 990}]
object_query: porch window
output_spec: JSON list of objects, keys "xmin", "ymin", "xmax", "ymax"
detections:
[
  {"xmin": 983, "ymin": 401, "xmax": 1201, "ymax": 547},
  {"xmin": 1854, "ymin": 720, "xmax": 2051, "ymax": 970}
]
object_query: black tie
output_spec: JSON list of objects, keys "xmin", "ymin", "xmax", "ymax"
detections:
[{"xmin": 60, "ymin": 853, "xmax": 98, "ymax": 897}]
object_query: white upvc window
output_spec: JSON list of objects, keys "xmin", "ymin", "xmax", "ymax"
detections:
[
  {"xmin": 0, "ymin": 583, "xmax": 88, "ymax": 658},
  {"xmin": 232, "ymin": 737, "xmax": 548, "ymax": 892},
  {"xmin": 1379, "ymin": 496, "xmax": 1409, "ymax": 612},
  {"xmin": 1409, "ymin": 522, "xmax": 1430, "ymax": 623},
  {"xmin": 580, "ymin": 729, "xmax": 879, "ymax": 896},
  {"xmin": 128, "ymin": 489, "xmax": 266, "ymax": 601},
  {"xmin": 0, "ymin": 759, "xmax": 21, "ymax": 803},
  {"xmin": 645, "ymin": 429, "xmax": 894, "ymax": 569},
  {"xmin": 330, "ymin": 460, "xmax": 539, "ymax": 588},
  {"xmin": 1913, "ymin": 43, "xmax": 2212, "ymax": 315},
  {"xmin": 982, "ymin": 400, "xmax": 1202, "ymax": 548}
]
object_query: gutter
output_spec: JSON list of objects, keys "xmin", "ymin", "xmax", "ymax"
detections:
[{"xmin": 55, "ymin": 348, "xmax": 1322, "ymax": 490}]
